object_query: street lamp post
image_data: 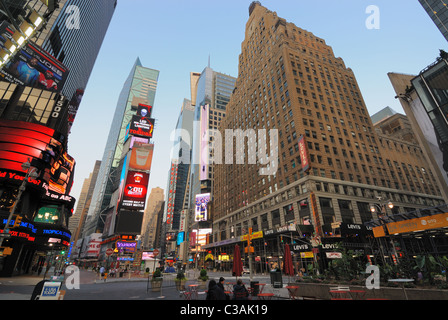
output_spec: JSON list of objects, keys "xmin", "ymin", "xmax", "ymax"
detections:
[
  {"xmin": 369, "ymin": 197, "xmax": 398, "ymax": 265},
  {"xmin": 0, "ymin": 159, "xmax": 39, "ymax": 247}
]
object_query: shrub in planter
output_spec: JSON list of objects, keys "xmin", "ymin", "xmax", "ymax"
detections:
[
  {"xmin": 175, "ymin": 270, "xmax": 187, "ymax": 290},
  {"xmin": 198, "ymin": 269, "xmax": 209, "ymax": 289},
  {"xmin": 151, "ymin": 269, "xmax": 163, "ymax": 291}
]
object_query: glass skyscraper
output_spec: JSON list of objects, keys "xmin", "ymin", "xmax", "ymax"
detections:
[
  {"xmin": 189, "ymin": 66, "xmax": 236, "ymax": 207},
  {"xmin": 83, "ymin": 58, "xmax": 159, "ymax": 237},
  {"xmin": 38, "ymin": 0, "xmax": 117, "ymax": 100}
]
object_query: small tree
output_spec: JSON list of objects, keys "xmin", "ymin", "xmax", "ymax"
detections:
[{"xmin": 198, "ymin": 268, "xmax": 208, "ymax": 281}]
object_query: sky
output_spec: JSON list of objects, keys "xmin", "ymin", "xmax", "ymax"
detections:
[{"xmin": 66, "ymin": 0, "xmax": 448, "ymax": 209}]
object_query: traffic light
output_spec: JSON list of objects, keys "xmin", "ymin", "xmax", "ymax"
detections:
[{"xmin": 12, "ymin": 215, "xmax": 22, "ymax": 228}]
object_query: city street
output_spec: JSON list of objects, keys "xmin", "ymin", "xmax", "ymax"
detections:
[{"xmin": 0, "ymin": 268, "xmax": 291, "ymax": 301}]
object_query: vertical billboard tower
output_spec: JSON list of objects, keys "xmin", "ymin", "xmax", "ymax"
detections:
[{"xmin": 84, "ymin": 59, "xmax": 159, "ymax": 241}]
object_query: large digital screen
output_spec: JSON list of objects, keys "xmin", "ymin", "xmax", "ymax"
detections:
[
  {"xmin": 195, "ymin": 193, "xmax": 210, "ymax": 222},
  {"xmin": 129, "ymin": 142, "xmax": 154, "ymax": 171},
  {"xmin": 129, "ymin": 115, "xmax": 155, "ymax": 138},
  {"xmin": 200, "ymin": 104, "xmax": 209, "ymax": 181},
  {"xmin": 115, "ymin": 210, "xmax": 144, "ymax": 235},
  {"xmin": 0, "ymin": 24, "xmax": 69, "ymax": 92},
  {"xmin": 137, "ymin": 103, "xmax": 152, "ymax": 118},
  {"xmin": 121, "ymin": 171, "xmax": 149, "ymax": 210}
]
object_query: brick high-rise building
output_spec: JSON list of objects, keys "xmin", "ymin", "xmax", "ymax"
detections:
[{"xmin": 209, "ymin": 2, "xmax": 444, "ymax": 270}]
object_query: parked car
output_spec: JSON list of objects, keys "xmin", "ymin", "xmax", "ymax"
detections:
[{"xmin": 242, "ymin": 266, "xmax": 250, "ymax": 274}]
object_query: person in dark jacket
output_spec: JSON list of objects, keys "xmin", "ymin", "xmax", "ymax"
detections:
[
  {"xmin": 218, "ymin": 277, "xmax": 230, "ymax": 300},
  {"xmin": 206, "ymin": 280, "xmax": 227, "ymax": 300},
  {"xmin": 233, "ymin": 279, "xmax": 249, "ymax": 300}
]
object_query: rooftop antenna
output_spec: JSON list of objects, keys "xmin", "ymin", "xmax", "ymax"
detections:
[{"xmin": 208, "ymin": 54, "xmax": 210, "ymax": 68}]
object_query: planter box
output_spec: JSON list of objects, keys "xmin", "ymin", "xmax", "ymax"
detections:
[
  {"xmin": 151, "ymin": 280, "xmax": 163, "ymax": 292},
  {"xmin": 293, "ymin": 282, "xmax": 448, "ymax": 300}
]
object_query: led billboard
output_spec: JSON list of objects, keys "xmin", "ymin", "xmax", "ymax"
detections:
[
  {"xmin": 200, "ymin": 104, "xmax": 209, "ymax": 181},
  {"xmin": 129, "ymin": 142, "xmax": 154, "ymax": 172},
  {"xmin": 129, "ymin": 115, "xmax": 155, "ymax": 138},
  {"xmin": 0, "ymin": 24, "xmax": 69, "ymax": 92},
  {"xmin": 121, "ymin": 171, "xmax": 149, "ymax": 210},
  {"xmin": 137, "ymin": 103, "xmax": 152, "ymax": 118},
  {"xmin": 195, "ymin": 193, "xmax": 210, "ymax": 222}
]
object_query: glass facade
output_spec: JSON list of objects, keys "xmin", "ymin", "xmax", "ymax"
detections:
[
  {"xmin": 84, "ymin": 59, "xmax": 159, "ymax": 237},
  {"xmin": 40, "ymin": 0, "xmax": 117, "ymax": 100},
  {"xmin": 413, "ymin": 58, "xmax": 448, "ymax": 173},
  {"xmin": 419, "ymin": 0, "xmax": 448, "ymax": 41},
  {"xmin": 189, "ymin": 67, "xmax": 236, "ymax": 210}
]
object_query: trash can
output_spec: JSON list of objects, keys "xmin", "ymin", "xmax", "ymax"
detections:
[
  {"xmin": 270, "ymin": 270, "xmax": 283, "ymax": 288},
  {"xmin": 250, "ymin": 281, "xmax": 259, "ymax": 296}
]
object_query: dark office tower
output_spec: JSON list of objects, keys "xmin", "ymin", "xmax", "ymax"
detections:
[
  {"xmin": 211, "ymin": 3, "xmax": 443, "ymax": 264},
  {"xmin": 39, "ymin": 0, "xmax": 117, "ymax": 102},
  {"xmin": 419, "ymin": 0, "xmax": 448, "ymax": 41},
  {"xmin": 83, "ymin": 59, "xmax": 159, "ymax": 237}
]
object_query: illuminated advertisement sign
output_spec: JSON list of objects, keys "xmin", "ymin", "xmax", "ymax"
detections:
[
  {"xmin": 137, "ymin": 103, "xmax": 152, "ymax": 118},
  {"xmin": 166, "ymin": 232, "xmax": 176, "ymax": 242},
  {"xmin": 165, "ymin": 162, "xmax": 178, "ymax": 225},
  {"xmin": 195, "ymin": 193, "xmax": 210, "ymax": 222},
  {"xmin": 0, "ymin": 24, "xmax": 69, "ymax": 92},
  {"xmin": 129, "ymin": 115, "xmax": 154, "ymax": 138},
  {"xmin": 122, "ymin": 171, "xmax": 149, "ymax": 210},
  {"xmin": 177, "ymin": 231, "xmax": 185, "ymax": 245},
  {"xmin": 298, "ymin": 135, "xmax": 310, "ymax": 172},
  {"xmin": 49, "ymin": 152, "xmax": 75, "ymax": 195},
  {"xmin": 142, "ymin": 251, "xmax": 157, "ymax": 260},
  {"xmin": 0, "ymin": 119, "xmax": 74, "ymax": 194},
  {"xmin": 200, "ymin": 104, "xmax": 209, "ymax": 181},
  {"xmin": 0, "ymin": 119, "xmax": 55, "ymax": 173},
  {"xmin": 190, "ymin": 228, "xmax": 212, "ymax": 247},
  {"xmin": 85, "ymin": 233, "xmax": 102, "ymax": 257},
  {"xmin": 116, "ymin": 241, "xmax": 137, "ymax": 253},
  {"xmin": 129, "ymin": 142, "xmax": 154, "ymax": 172}
]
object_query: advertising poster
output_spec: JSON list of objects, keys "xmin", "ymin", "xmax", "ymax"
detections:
[
  {"xmin": 200, "ymin": 104, "xmax": 209, "ymax": 181},
  {"xmin": 129, "ymin": 115, "xmax": 154, "ymax": 138},
  {"xmin": 122, "ymin": 171, "xmax": 149, "ymax": 210},
  {"xmin": 129, "ymin": 142, "xmax": 154, "ymax": 171},
  {"xmin": 0, "ymin": 23, "xmax": 69, "ymax": 92},
  {"xmin": 298, "ymin": 135, "xmax": 311, "ymax": 172},
  {"xmin": 195, "ymin": 193, "xmax": 210, "ymax": 222}
]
